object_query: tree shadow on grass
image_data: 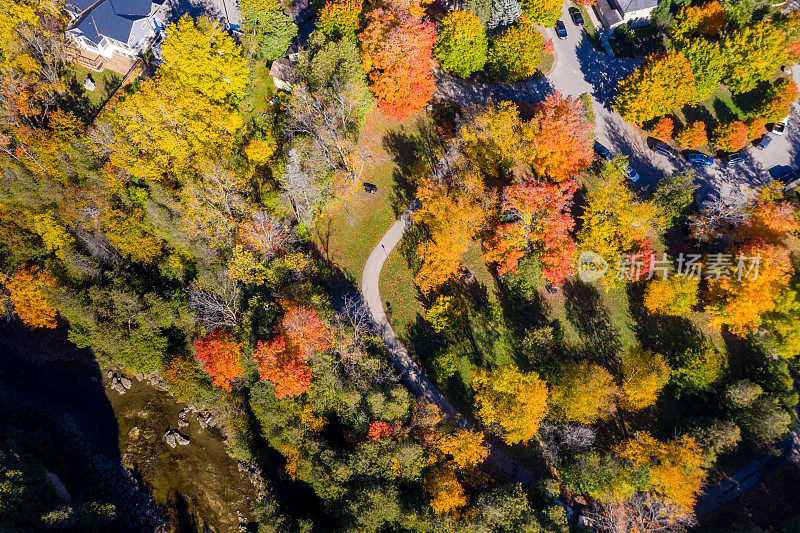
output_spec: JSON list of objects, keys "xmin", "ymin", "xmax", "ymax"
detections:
[
  {"xmin": 680, "ymin": 103, "xmax": 717, "ymax": 130},
  {"xmin": 712, "ymin": 98, "xmax": 739, "ymax": 124},
  {"xmin": 732, "ymin": 81, "xmax": 772, "ymax": 116},
  {"xmin": 382, "ymin": 118, "xmax": 442, "ymax": 215},
  {"xmin": 562, "ymin": 279, "xmax": 622, "ymax": 365},
  {"xmin": 626, "ymin": 283, "xmax": 706, "ymax": 361}
]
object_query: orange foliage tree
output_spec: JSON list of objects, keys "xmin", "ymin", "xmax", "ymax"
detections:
[
  {"xmin": 523, "ymin": 92, "xmax": 594, "ymax": 181},
  {"xmin": 437, "ymin": 429, "xmax": 488, "ymax": 469},
  {"xmin": 651, "ymin": 117, "xmax": 674, "ymax": 139},
  {"xmin": 359, "ymin": 5, "xmax": 436, "ymax": 119},
  {"xmin": 746, "ymin": 117, "xmax": 766, "ymax": 140},
  {"xmin": 253, "ymin": 305, "xmax": 333, "ymax": 398},
  {"xmin": 674, "ymin": 121, "xmax": 707, "ymax": 149},
  {"xmin": 712, "ymin": 120, "xmax": 749, "ymax": 152},
  {"xmin": 617, "ymin": 432, "xmax": 707, "ymax": 510},
  {"xmin": 426, "ymin": 464, "xmax": 467, "ymax": 514},
  {"xmin": 5, "ymin": 266, "xmax": 58, "ymax": 328},
  {"xmin": 317, "ymin": 0, "xmax": 362, "ymax": 39},
  {"xmin": 755, "ymin": 78, "xmax": 799, "ymax": 123},
  {"xmin": 367, "ymin": 420, "xmax": 394, "ymax": 440},
  {"xmin": 672, "ymin": 1, "xmax": 727, "ymax": 39},
  {"xmin": 194, "ymin": 329, "xmax": 243, "ymax": 391},
  {"xmin": 482, "ymin": 180, "xmax": 577, "ymax": 284}
]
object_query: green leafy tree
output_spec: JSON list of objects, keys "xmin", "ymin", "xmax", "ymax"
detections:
[
  {"xmin": 614, "ymin": 50, "xmax": 697, "ymax": 125},
  {"xmin": 434, "ymin": 11, "xmax": 488, "ymax": 77},
  {"xmin": 681, "ymin": 39, "xmax": 725, "ymax": 101},
  {"xmin": 762, "ymin": 278, "xmax": 800, "ymax": 360},
  {"xmin": 721, "ymin": 21, "xmax": 787, "ymax": 94},
  {"xmin": 672, "ymin": 345, "xmax": 726, "ymax": 394},
  {"xmin": 240, "ymin": 0, "xmax": 298, "ymax": 60},
  {"xmin": 652, "ymin": 169, "xmax": 697, "ymax": 230},
  {"xmin": 487, "ymin": 18, "xmax": 543, "ymax": 82}
]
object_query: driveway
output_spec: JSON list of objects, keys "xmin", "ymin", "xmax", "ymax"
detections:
[{"xmin": 155, "ymin": 0, "xmax": 241, "ymax": 25}]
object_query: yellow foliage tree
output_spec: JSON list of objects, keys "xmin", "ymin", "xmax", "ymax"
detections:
[
  {"xmin": 29, "ymin": 211, "xmax": 72, "ymax": 252},
  {"xmin": 426, "ymin": 464, "xmax": 467, "ymax": 514},
  {"xmin": 550, "ymin": 362, "xmax": 616, "ymax": 424},
  {"xmin": 109, "ymin": 16, "xmax": 249, "ymax": 181},
  {"xmin": 643, "ymin": 275, "xmax": 699, "ymax": 316},
  {"xmin": 458, "ymin": 100, "xmax": 523, "ymax": 177},
  {"xmin": 6, "ymin": 265, "xmax": 58, "ymax": 328},
  {"xmin": 473, "ymin": 365, "xmax": 549, "ymax": 445},
  {"xmin": 437, "ymin": 429, "xmax": 488, "ymax": 469},
  {"xmin": 617, "ymin": 431, "xmax": 707, "ymax": 510},
  {"xmin": 619, "ymin": 345, "xmax": 671, "ymax": 411}
]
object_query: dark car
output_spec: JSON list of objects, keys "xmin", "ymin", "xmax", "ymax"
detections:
[
  {"xmin": 652, "ymin": 142, "xmax": 679, "ymax": 159},
  {"xmin": 687, "ymin": 152, "xmax": 714, "ymax": 166},
  {"xmin": 775, "ymin": 167, "xmax": 798, "ymax": 185},
  {"xmin": 363, "ymin": 182, "xmax": 378, "ymax": 193},
  {"xmin": 723, "ymin": 151, "xmax": 746, "ymax": 165},
  {"xmin": 555, "ymin": 20, "xmax": 567, "ymax": 40},
  {"xmin": 594, "ymin": 141, "xmax": 613, "ymax": 160},
  {"xmin": 622, "ymin": 162, "xmax": 640, "ymax": 182},
  {"xmin": 568, "ymin": 7, "xmax": 584, "ymax": 26},
  {"xmin": 754, "ymin": 135, "xmax": 772, "ymax": 150}
]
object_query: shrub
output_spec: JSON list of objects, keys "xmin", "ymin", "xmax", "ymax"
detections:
[
  {"xmin": 712, "ymin": 120, "xmax": 749, "ymax": 152},
  {"xmin": 434, "ymin": 11, "xmax": 488, "ymax": 77},
  {"xmin": 487, "ymin": 18, "xmax": 543, "ymax": 82},
  {"xmin": 674, "ymin": 121, "xmax": 707, "ymax": 149}
]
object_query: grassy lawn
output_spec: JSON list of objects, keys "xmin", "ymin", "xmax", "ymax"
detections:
[
  {"xmin": 71, "ymin": 65, "xmax": 123, "ymax": 108},
  {"xmin": 540, "ymin": 51, "xmax": 556, "ymax": 74},
  {"xmin": 313, "ymin": 109, "xmax": 436, "ymax": 288}
]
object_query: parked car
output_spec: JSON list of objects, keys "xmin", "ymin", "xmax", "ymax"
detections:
[
  {"xmin": 594, "ymin": 141, "xmax": 613, "ymax": 160},
  {"xmin": 569, "ymin": 7, "xmax": 584, "ymax": 26},
  {"xmin": 754, "ymin": 135, "xmax": 772, "ymax": 150},
  {"xmin": 771, "ymin": 116, "xmax": 789, "ymax": 136},
  {"xmin": 776, "ymin": 167, "xmax": 798, "ymax": 185},
  {"xmin": 555, "ymin": 20, "xmax": 567, "ymax": 40},
  {"xmin": 363, "ymin": 182, "xmax": 378, "ymax": 193},
  {"xmin": 622, "ymin": 162, "xmax": 640, "ymax": 182},
  {"xmin": 723, "ymin": 151, "xmax": 746, "ymax": 165},
  {"xmin": 687, "ymin": 152, "xmax": 714, "ymax": 166},
  {"xmin": 652, "ymin": 142, "xmax": 679, "ymax": 159}
]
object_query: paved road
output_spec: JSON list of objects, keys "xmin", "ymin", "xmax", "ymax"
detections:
[{"xmin": 361, "ymin": 146, "xmax": 535, "ymax": 484}]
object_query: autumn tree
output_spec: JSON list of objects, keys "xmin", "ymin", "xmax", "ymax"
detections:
[
  {"xmin": 643, "ymin": 275, "xmax": 699, "ymax": 316},
  {"xmin": 614, "ymin": 51, "xmax": 697, "ymax": 125},
  {"xmin": 651, "ymin": 117, "xmax": 674, "ymax": 139},
  {"xmin": 672, "ymin": 344, "xmax": 726, "ymax": 393},
  {"xmin": 482, "ymin": 180, "xmax": 577, "ymax": 284},
  {"xmin": 437, "ymin": 429, "xmax": 488, "ymax": 469},
  {"xmin": 577, "ymin": 158, "xmax": 659, "ymax": 289},
  {"xmin": 473, "ymin": 365, "xmax": 549, "ymax": 445},
  {"xmin": 674, "ymin": 121, "xmax": 707, "ymax": 149},
  {"xmin": 317, "ymin": 0, "xmax": 362, "ymax": 39},
  {"xmin": 426, "ymin": 296, "xmax": 466, "ymax": 333},
  {"xmin": 434, "ymin": 11, "xmax": 488, "ymax": 78},
  {"xmin": 763, "ymin": 278, "xmax": 800, "ymax": 359},
  {"xmin": 519, "ymin": 0, "xmax": 562, "ymax": 26},
  {"xmin": 781, "ymin": 11, "xmax": 800, "ymax": 63},
  {"xmin": 239, "ymin": 0, "xmax": 298, "ymax": 59},
  {"xmin": 755, "ymin": 77, "xmax": 798, "ymax": 123},
  {"xmin": 458, "ymin": 100, "xmax": 524, "ymax": 177},
  {"xmin": 619, "ymin": 345, "xmax": 671, "ymax": 411},
  {"xmin": 488, "ymin": 0, "xmax": 523, "ymax": 31},
  {"xmin": 486, "ymin": 18, "xmax": 544, "ymax": 82},
  {"xmin": 721, "ymin": 21, "xmax": 787, "ymax": 94},
  {"xmin": 681, "ymin": 38, "xmax": 725, "ymax": 101},
  {"xmin": 711, "ymin": 120, "xmax": 749, "ymax": 152},
  {"xmin": 359, "ymin": 5, "xmax": 436, "ymax": 119},
  {"xmin": 550, "ymin": 363, "xmax": 616, "ymax": 424},
  {"xmin": 414, "ymin": 169, "xmax": 491, "ymax": 295},
  {"xmin": 109, "ymin": 16, "xmax": 248, "ymax": 182},
  {"xmin": 672, "ymin": 1, "xmax": 727, "ymax": 40},
  {"xmin": 254, "ymin": 305, "xmax": 333, "ymax": 398},
  {"xmin": 5, "ymin": 266, "xmax": 58, "ymax": 328},
  {"xmin": 427, "ymin": 464, "xmax": 467, "ymax": 514},
  {"xmin": 239, "ymin": 211, "xmax": 296, "ymax": 259},
  {"xmin": 616, "ymin": 432, "xmax": 707, "ymax": 510},
  {"xmin": 194, "ymin": 329, "xmax": 244, "ymax": 392},
  {"xmin": 523, "ymin": 92, "xmax": 595, "ymax": 182},
  {"xmin": 746, "ymin": 116, "xmax": 766, "ymax": 140}
]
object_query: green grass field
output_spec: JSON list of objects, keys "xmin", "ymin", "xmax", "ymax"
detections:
[{"xmin": 71, "ymin": 65, "xmax": 123, "ymax": 108}]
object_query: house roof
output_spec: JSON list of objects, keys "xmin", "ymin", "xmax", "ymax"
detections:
[
  {"xmin": 615, "ymin": 0, "xmax": 658, "ymax": 13},
  {"xmin": 270, "ymin": 58, "xmax": 297, "ymax": 83},
  {"xmin": 72, "ymin": 0, "xmax": 153, "ymax": 45},
  {"xmin": 594, "ymin": 0, "xmax": 623, "ymax": 28},
  {"xmin": 65, "ymin": 0, "xmax": 97, "ymax": 15}
]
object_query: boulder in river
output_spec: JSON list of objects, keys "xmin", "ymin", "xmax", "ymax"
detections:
[
  {"xmin": 164, "ymin": 430, "xmax": 177, "ymax": 448},
  {"xmin": 175, "ymin": 432, "xmax": 190, "ymax": 446},
  {"xmin": 120, "ymin": 377, "xmax": 132, "ymax": 389}
]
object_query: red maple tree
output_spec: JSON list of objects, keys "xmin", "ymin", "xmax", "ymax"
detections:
[
  {"xmin": 194, "ymin": 329, "xmax": 243, "ymax": 392},
  {"xmin": 253, "ymin": 306, "xmax": 333, "ymax": 399},
  {"xmin": 359, "ymin": 6, "xmax": 436, "ymax": 119},
  {"xmin": 367, "ymin": 420, "xmax": 393, "ymax": 440}
]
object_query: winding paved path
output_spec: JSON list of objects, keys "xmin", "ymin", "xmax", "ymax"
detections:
[{"xmin": 361, "ymin": 146, "xmax": 535, "ymax": 484}]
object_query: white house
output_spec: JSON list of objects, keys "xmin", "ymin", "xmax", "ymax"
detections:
[
  {"xmin": 65, "ymin": 0, "xmax": 164, "ymax": 74},
  {"xmin": 594, "ymin": 0, "xmax": 659, "ymax": 31}
]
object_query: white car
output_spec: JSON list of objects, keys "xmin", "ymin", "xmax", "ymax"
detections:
[{"xmin": 772, "ymin": 116, "xmax": 789, "ymax": 136}]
